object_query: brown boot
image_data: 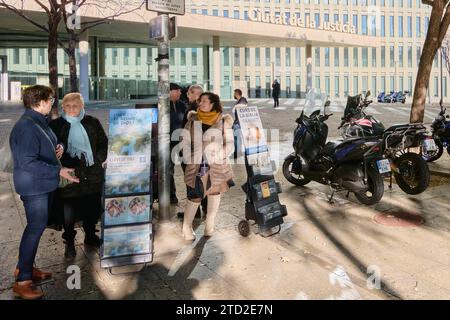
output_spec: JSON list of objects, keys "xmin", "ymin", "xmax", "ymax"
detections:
[
  {"xmin": 14, "ymin": 267, "xmax": 52, "ymax": 282},
  {"xmin": 13, "ymin": 281, "xmax": 43, "ymax": 300}
]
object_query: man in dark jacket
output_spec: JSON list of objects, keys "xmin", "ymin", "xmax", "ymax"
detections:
[
  {"xmin": 272, "ymin": 79, "xmax": 281, "ymax": 108},
  {"xmin": 169, "ymin": 83, "xmax": 187, "ymax": 204}
]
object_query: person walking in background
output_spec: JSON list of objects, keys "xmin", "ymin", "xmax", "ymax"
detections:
[
  {"xmin": 49, "ymin": 93, "xmax": 108, "ymax": 259},
  {"xmin": 272, "ymin": 79, "xmax": 280, "ymax": 108},
  {"xmin": 231, "ymin": 89, "xmax": 248, "ymax": 159},
  {"xmin": 10, "ymin": 85, "xmax": 79, "ymax": 299},
  {"xmin": 169, "ymin": 83, "xmax": 187, "ymax": 204},
  {"xmin": 181, "ymin": 92, "xmax": 235, "ymax": 241}
]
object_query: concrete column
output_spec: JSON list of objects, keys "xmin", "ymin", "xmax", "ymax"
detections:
[
  {"xmin": 212, "ymin": 36, "xmax": 221, "ymax": 95},
  {"xmin": 202, "ymin": 45, "xmax": 210, "ymax": 91},
  {"xmin": 306, "ymin": 44, "xmax": 313, "ymax": 93},
  {"xmin": 79, "ymin": 31, "xmax": 90, "ymax": 102}
]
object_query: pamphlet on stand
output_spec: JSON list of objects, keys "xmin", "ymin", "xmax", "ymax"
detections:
[{"xmin": 100, "ymin": 109, "xmax": 156, "ymax": 269}]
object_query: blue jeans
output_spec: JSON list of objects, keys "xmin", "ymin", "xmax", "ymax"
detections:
[{"xmin": 16, "ymin": 192, "xmax": 54, "ymax": 281}]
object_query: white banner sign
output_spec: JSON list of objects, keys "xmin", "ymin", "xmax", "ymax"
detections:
[{"xmin": 146, "ymin": 0, "xmax": 185, "ymax": 15}]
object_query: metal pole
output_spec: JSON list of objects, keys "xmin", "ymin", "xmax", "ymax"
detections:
[{"xmin": 157, "ymin": 13, "xmax": 171, "ymax": 220}]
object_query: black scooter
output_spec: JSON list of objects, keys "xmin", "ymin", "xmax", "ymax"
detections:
[
  {"xmin": 423, "ymin": 99, "xmax": 450, "ymax": 162},
  {"xmin": 339, "ymin": 91, "xmax": 431, "ymax": 195},
  {"xmin": 283, "ymin": 100, "xmax": 387, "ymax": 205}
]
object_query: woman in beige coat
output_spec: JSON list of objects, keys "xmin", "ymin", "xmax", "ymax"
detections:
[{"xmin": 181, "ymin": 92, "xmax": 234, "ymax": 240}]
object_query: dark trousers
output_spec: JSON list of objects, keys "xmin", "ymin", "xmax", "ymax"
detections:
[
  {"xmin": 273, "ymin": 96, "xmax": 280, "ymax": 108},
  {"xmin": 17, "ymin": 192, "xmax": 54, "ymax": 281},
  {"xmin": 62, "ymin": 193, "xmax": 102, "ymax": 243},
  {"xmin": 169, "ymin": 157, "xmax": 176, "ymax": 197}
]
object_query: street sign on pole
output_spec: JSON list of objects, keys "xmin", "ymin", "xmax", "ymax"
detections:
[
  {"xmin": 146, "ymin": 0, "xmax": 185, "ymax": 16},
  {"xmin": 149, "ymin": 16, "xmax": 177, "ymax": 40}
]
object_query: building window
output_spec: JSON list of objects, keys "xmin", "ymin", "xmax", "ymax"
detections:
[
  {"xmin": 325, "ymin": 76, "xmax": 330, "ymax": 95},
  {"xmin": 353, "ymin": 76, "xmax": 359, "ymax": 94},
  {"xmin": 180, "ymin": 48, "xmax": 186, "ymax": 66},
  {"xmin": 276, "ymin": 48, "xmax": 281, "ymax": 67},
  {"xmin": 353, "ymin": 48, "xmax": 358, "ymax": 67},
  {"xmin": 245, "ymin": 48, "xmax": 250, "ymax": 66},
  {"xmin": 334, "ymin": 48, "xmax": 339, "ymax": 67},
  {"xmin": 444, "ymin": 77, "xmax": 448, "ymax": 97},
  {"xmin": 234, "ymin": 48, "xmax": 240, "ymax": 66},
  {"xmin": 296, "ymin": 47, "xmax": 301, "ymax": 66},
  {"xmin": 362, "ymin": 48, "xmax": 368, "ymax": 67},
  {"xmin": 344, "ymin": 48, "xmax": 349, "ymax": 67},
  {"xmin": 353, "ymin": 15, "xmax": 358, "ymax": 34},
  {"xmin": 434, "ymin": 77, "xmax": 439, "ymax": 97},
  {"xmin": 390, "ymin": 76, "xmax": 395, "ymax": 91},
  {"xmin": 408, "ymin": 76, "xmax": 413, "ymax": 96},
  {"xmin": 344, "ymin": 76, "xmax": 349, "ymax": 97},
  {"xmin": 407, "ymin": 16, "xmax": 412, "ymax": 37},
  {"xmin": 26, "ymin": 48, "xmax": 32, "ymax": 65},
  {"xmin": 286, "ymin": 48, "xmax": 291, "ymax": 67},
  {"xmin": 224, "ymin": 47, "xmax": 230, "ymax": 67},
  {"xmin": 223, "ymin": 10, "xmax": 229, "ymax": 17},
  {"xmin": 170, "ymin": 48, "xmax": 175, "ymax": 65},
  {"xmin": 315, "ymin": 48, "xmax": 320, "ymax": 67},
  {"xmin": 124, "ymin": 48, "xmax": 129, "ymax": 65},
  {"xmin": 192, "ymin": 48, "xmax": 198, "ymax": 66},
  {"xmin": 398, "ymin": 16, "xmax": 403, "ymax": 37},
  {"xmin": 381, "ymin": 76, "xmax": 386, "ymax": 92},
  {"xmin": 202, "ymin": 9, "xmax": 207, "ymax": 15},
  {"xmin": 362, "ymin": 15, "xmax": 368, "ymax": 35},
  {"xmin": 147, "ymin": 48, "xmax": 152, "ymax": 64},
  {"xmin": 265, "ymin": 48, "xmax": 271, "ymax": 66},
  {"xmin": 135, "ymin": 48, "xmax": 141, "ymax": 65},
  {"xmin": 213, "ymin": 9, "xmax": 218, "ymax": 16},
  {"xmin": 372, "ymin": 76, "xmax": 377, "ymax": 95},
  {"xmin": 372, "ymin": 48, "xmax": 377, "ymax": 67},
  {"xmin": 390, "ymin": 46, "xmax": 395, "ymax": 67},
  {"xmin": 315, "ymin": 76, "xmax": 321, "ymax": 91},
  {"xmin": 362, "ymin": 76, "xmax": 368, "ymax": 94},
  {"xmin": 315, "ymin": 13, "xmax": 320, "ymax": 27},
  {"xmin": 13, "ymin": 48, "xmax": 20, "ymax": 64},
  {"xmin": 234, "ymin": 10, "xmax": 240, "ymax": 19},
  {"xmin": 390, "ymin": 16, "xmax": 394, "ymax": 37},
  {"xmin": 112, "ymin": 48, "xmax": 118, "ymax": 65},
  {"xmin": 381, "ymin": 16, "xmax": 385, "ymax": 37},
  {"xmin": 399, "ymin": 46, "xmax": 404, "ymax": 68},
  {"xmin": 324, "ymin": 48, "xmax": 330, "ymax": 67},
  {"xmin": 370, "ymin": 16, "xmax": 376, "ymax": 36},
  {"xmin": 408, "ymin": 46, "xmax": 412, "ymax": 68},
  {"xmin": 416, "ymin": 46, "xmax": 421, "ymax": 66},
  {"xmin": 416, "ymin": 17, "xmax": 421, "ymax": 37},
  {"xmin": 381, "ymin": 46, "xmax": 386, "ymax": 67},
  {"xmin": 334, "ymin": 76, "xmax": 340, "ymax": 98},
  {"xmin": 38, "ymin": 48, "xmax": 45, "ymax": 65},
  {"xmin": 255, "ymin": 48, "xmax": 260, "ymax": 66}
]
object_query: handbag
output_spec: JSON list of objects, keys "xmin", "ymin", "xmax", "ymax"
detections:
[{"xmin": 23, "ymin": 116, "xmax": 75, "ymax": 188}]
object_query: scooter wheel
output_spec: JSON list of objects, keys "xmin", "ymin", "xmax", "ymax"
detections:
[{"xmin": 238, "ymin": 220, "xmax": 251, "ymax": 237}]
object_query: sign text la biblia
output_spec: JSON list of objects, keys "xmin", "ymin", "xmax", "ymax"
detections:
[{"xmin": 248, "ymin": 9, "xmax": 356, "ymax": 34}]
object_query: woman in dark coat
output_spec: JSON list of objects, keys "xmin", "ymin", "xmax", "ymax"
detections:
[
  {"xmin": 10, "ymin": 85, "xmax": 79, "ymax": 299},
  {"xmin": 49, "ymin": 93, "xmax": 108, "ymax": 259}
]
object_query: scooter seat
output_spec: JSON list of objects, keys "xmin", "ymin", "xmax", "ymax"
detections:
[{"xmin": 321, "ymin": 141, "xmax": 340, "ymax": 156}]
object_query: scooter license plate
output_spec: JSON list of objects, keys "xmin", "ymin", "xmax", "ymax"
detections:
[
  {"xmin": 423, "ymin": 139, "xmax": 437, "ymax": 152},
  {"xmin": 377, "ymin": 159, "xmax": 391, "ymax": 174}
]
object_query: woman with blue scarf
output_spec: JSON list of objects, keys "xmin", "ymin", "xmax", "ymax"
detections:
[{"xmin": 50, "ymin": 93, "xmax": 108, "ymax": 259}]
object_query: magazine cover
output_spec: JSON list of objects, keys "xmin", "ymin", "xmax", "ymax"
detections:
[
  {"xmin": 102, "ymin": 224, "xmax": 152, "ymax": 259},
  {"xmin": 104, "ymin": 195, "xmax": 151, "ymax": 226},
  {"xmin": 236, "ymin": 106, "xmax": 269, "ymax": 155},
  {"xmin": 105, "ymin": 109, "xmax": 154, "ymax": 196}
]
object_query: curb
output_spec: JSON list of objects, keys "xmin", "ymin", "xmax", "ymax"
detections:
[{"xmin": 429, "ymin": 168, "xmax": 450, "ymax": 178}]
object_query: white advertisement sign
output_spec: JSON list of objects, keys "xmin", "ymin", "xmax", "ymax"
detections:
[{"xmin": 146, "ymin": 0, "xmax": 185, "ymax": 15}]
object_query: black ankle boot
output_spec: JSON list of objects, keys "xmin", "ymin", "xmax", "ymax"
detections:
[
  {"xmin": 64, "ymin": 241, "xmax": 76, "ymax": 259},
  {"xmin": 84, "ymin": 235, "xmax": 103, "ymax": 248}
]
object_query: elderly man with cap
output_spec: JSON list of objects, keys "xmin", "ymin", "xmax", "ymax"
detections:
[{"xmin": 169, "ymin": 83, "xmax": 187, "ymax": 204}]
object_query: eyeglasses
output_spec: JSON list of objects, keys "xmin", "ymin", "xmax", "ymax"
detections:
[{"xmin": 49, "ymin": 97, "xmax": 55, "ymax": 105}]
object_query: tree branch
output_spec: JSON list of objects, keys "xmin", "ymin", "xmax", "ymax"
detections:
[
  {"xmin": 422, "ymin": 0, "xmax": 435, "ymax": 5},
  {"xmin": 0, "ymin": 1, "xmax": 49, "ymax": 33}
]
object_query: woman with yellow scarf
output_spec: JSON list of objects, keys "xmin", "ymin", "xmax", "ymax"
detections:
[{"xmin": 181, "ymin": 92, "xmax": 235, "ymax": 240}]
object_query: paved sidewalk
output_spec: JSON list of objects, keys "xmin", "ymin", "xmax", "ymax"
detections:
[
  {"xmin": 1, "ymin": 160, "xmax": 450, "ymax": 300},
  {"xmin": 428, "ymin": 153, "xmax": 450, "ymax": 177}
]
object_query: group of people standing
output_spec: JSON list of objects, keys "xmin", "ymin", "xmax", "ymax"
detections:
[{"xmin": 9, "ymin": 83, "xmax": 242, "ymax": 299}]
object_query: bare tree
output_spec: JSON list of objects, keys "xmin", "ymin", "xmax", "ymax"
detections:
[
  {"xmin": 61, "ymin": 0, "xmax": 145, "ymax": 93},
  {"xmin": 411, "ymin": 0, "xmax": 450, "ymax": 123},
  {"xmin": 0, "ymin": 0, "xmax": 64, "ymax": 117}
]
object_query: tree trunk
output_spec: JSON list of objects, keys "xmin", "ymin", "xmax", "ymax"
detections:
[
  {"xmin": 48, "ymin": 29, "xmax": 59, "ymax": 119},
  {"xmin": 68, "ymin": 33, "xmax": 79, "ymax": 93},
  {"xmin": 410, "ymin": 1, "xmax": 445, "ymax": 123}
]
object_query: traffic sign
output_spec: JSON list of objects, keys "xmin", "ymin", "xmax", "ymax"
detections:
[
  {"xmin": 146, "ymin": 0, "xmax": 185, "ymax": 16},
  {"xmin": 149, "ymin": 16, "xmax": 177, "ymax": 40}
]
